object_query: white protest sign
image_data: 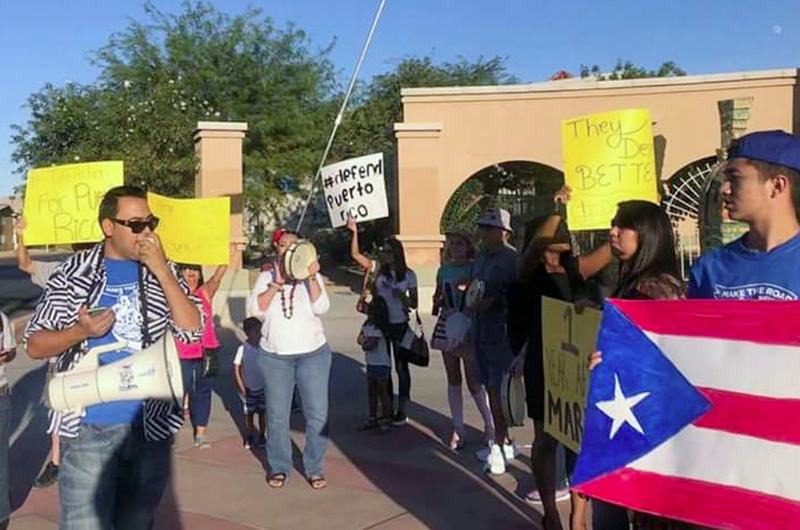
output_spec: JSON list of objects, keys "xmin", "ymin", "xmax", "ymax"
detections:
[{"xmin": 321, "ymin": 153, "xmax": 389, "ymax": 228}]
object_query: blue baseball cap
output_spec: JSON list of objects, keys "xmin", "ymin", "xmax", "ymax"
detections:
[{"xmin": 728, "ymin": 130, "xmax": 800, "ymax": 173}]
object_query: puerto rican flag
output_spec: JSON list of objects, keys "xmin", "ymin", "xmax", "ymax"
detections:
[{"xmin": 571, "ymin": 299, "xmax": 800, "ymax": 530}]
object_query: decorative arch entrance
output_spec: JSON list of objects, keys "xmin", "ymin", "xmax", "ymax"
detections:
[
  {"xmin": 394, "ymin": 68, "xmax": 800, "ymax": 306},
  {"xmin": 439, "ymin": 160, "xmax": 563, "ymax": 237}
]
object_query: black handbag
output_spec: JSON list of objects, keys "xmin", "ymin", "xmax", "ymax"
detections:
[
  {"xmin": 201, "ymin": 347, "xmax": 220, "ymax": 378},
  {"xmin": 397, "ymin": 312, "xmax": 430, "ymax": 367}
]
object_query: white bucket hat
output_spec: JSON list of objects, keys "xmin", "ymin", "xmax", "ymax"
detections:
[{"xmin": 477, "ymin": 207, "xmax": 513, "ymax": 233}]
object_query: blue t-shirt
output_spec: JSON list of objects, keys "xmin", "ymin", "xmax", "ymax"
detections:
[
  {"xmin": 688, "ymin": 231, "xmax": 800, "ymax": 300},
  {"xmin": 83, "ymin": 259, "xmax": 145, "ymax": 424}
]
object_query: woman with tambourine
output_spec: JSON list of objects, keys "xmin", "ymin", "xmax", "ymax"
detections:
[
  {"xmin": 347, "ymin": 217, "xmax": 418, "ymax": 426},
  {"xmin": 247, "ymin": 229, "xmax": 332, "ymax": 491},
  {"xmin": 431, "ymin": 230, "xmax": 495, "ymax": 451}
]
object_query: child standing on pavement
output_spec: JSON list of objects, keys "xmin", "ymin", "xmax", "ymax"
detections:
[
  {"xmin": 234, "ymin": 317, "xmax": 266, "ymax": 449},
  {"xmin": 357, "ymin": 297, "xmax": 393, "ymax": 433}
]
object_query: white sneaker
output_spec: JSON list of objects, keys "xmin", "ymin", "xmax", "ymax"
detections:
[
  {"xmin": 525, "ymin": 485, "xmax": 571, "ymax": 504},
  {"xmin": 503, "ymin": 440, "xmax": 517, "ymax": 461},
  {"xmin": 485, "ymin": 442, "xmax": 506, "ymax": 475}
]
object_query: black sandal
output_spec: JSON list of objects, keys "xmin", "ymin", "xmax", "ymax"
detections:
[
  {"xmin": 358, "ymin": 418, "xmax": 379, "ymax": 432},
  {"xmin": 308, "ymin": 475, "xmax": 327, "ymax": 490},
  {"xmin": 267, "ymin": 473, "xmax": 287, "ymax": 489}
]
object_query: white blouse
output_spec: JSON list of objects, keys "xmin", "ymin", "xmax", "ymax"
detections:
[{"xmin": 247, "ymin": 271, "xmax": 330, "ymax": 356}]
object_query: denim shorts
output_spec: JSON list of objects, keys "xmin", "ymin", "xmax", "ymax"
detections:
[{"xmin": 367, "ymin": 365, "xmax": 391, "ymax": 380}]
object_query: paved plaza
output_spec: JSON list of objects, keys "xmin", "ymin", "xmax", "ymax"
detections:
[{"xmin": 2, "ymin": 272, "xmax": 572, "ymax": 529}]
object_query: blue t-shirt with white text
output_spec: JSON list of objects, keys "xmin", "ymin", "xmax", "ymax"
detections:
[
  {"xmin": 83, "ymin": 259, "xmax": 145, "ymax": 424},
  {"xmin": 688, "ymin": 231, "xmax": 800, "ymax": 300}
]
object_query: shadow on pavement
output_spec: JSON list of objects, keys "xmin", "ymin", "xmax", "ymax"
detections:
[
  {"xmin": 9, "ymin": 363, "xmax": 50, "ymax": 511},
  {"xmin": 327, "ymin": 351, "xmax": 543, "ymax": 529}
]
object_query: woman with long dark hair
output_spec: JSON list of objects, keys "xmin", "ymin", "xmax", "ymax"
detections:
[
  {"xmin": 347, "ymin": 218, "xmax": 418, "ymax": 425},
  {"xmin": 589, "ymin": 200, "xmax": 690, "ymax": 530}
]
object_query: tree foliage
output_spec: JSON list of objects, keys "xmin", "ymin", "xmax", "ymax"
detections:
[
  {"xmin": 580, "ymin": 60, "xmax": 686, "ymax": 81},
  {"xmin": 13, "ymin": 1, "xmax": 337, "ymax": 212}
]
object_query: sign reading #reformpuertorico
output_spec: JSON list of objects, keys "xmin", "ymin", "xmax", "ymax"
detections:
[
  {"xmin": 321, "ymin": 153, "xmax": 389, "ymax": 228},
  {"xmin": 562, "ymin": 109, "xmax": 659, "ymax": 231},
  {"xmin": 147, "ymin": 193, "xmax": 230, "ymax": 266},
  {"xmin": 542, "ymin": 296, "xmax": 602, "ymax": 453},
  {"xmin": 22, "ymin": 161, "xmax": 124, "ymax": 246}
]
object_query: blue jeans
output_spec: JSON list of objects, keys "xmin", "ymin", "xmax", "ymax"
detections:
[
  {"xmin": 0, "ymin": 393, "xmax": 10, "ymax": 525},
  {"xmin": 258, "ymin": 345, "xmax": 332, "ymax": 478},
  {"xmin": 59, "ymin": 423, "xmax": 171, "ymax": 530},
  {"xmin": 180, "ymin": 359, "xmax": 213, "ymax": 429}
]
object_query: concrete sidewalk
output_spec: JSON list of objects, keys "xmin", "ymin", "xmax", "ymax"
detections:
[{"xmin": 7, "ymin": 291, "xmax": 570, "ymax": 529}]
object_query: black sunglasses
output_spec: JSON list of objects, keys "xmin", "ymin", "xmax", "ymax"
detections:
[{"xmin": 110, "ymin": 216, "xmax": 160, "ymax": 234}]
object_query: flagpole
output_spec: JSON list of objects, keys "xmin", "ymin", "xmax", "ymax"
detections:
[{"xmin": 294, "ymin": 0, "xmax": 388, "ymax": 233}]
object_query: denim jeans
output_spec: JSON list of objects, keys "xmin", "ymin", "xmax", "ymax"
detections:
[
  {"xmin": 0, "ymin": 393, "xmax": 11, "ymax": 525},
  {"xmin": 258, "ymin": 344, "xmax": 331, "ymax": 478},
  {"xmin": 180, "ymin": 359, "xmax": 213, "ymax": 428},
  {"xmin": 59, "ymin": 423, "xmax": 172, "ymax": 530}
]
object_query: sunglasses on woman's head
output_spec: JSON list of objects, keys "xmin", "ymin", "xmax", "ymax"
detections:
[{"xmin": 110, "ymin": 216, "xmax": 160, "ymax": 234}]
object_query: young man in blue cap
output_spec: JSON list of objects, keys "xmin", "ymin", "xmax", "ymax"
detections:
[{"xmin": 689, "ymin": 130, "xmax": 800, "ymax": 299}]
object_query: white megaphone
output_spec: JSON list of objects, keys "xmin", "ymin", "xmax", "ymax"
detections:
[{"xmin": 48, "ymin": 332, "xmax": 184, "ymax": 415}]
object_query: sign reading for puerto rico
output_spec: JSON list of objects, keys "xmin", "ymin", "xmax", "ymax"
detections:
[
  {"xmin": 542, "ymin": 297, "xmax": 602, "ymax": 453},
  {"xmin": 147, "ymin": 193, "xmax": 230, "ymax": 265},
  {"xmin": 562, "ymin": 109, "xmax": 659, "ymax": 230},
  {"xmin": 22, "ymin": 161, "xmax": 124, "ymax": 245},
  {"xmin": 321, "ymin": 153, "xmax": 389, "ymax": 228}
]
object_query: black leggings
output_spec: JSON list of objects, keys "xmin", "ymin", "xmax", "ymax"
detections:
[{"xmin": 388, "ymin": 323, "xmax": 411, "ymax": 400}]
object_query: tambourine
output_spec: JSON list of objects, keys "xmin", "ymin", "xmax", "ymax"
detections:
[
  {"xmin": 464, "ymin": 279, "xmax": 485, "ymax": 309},
  {"xmin": 501, "ymin": 370, "xmax": 527, "ymax": 427},
  {"xmin": 282, "ymin": 240, "xmax": 318, "ymax": 281}
]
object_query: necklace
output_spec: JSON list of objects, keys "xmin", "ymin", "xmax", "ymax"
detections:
[{"xmin": 280, "ymin": 282, "xmax": 298, "ymax": 319}]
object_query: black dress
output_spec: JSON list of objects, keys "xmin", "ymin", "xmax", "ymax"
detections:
[{"xmin": 508, "ymin": 264, "xmax": 576, "ymax": 422}]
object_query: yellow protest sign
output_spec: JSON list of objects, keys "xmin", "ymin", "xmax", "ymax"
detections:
[
  {"xmin": 542, "ymin": 297, "xmax": 602, "ymax": 452},
  {"xmin": 562, "ymin": 109, "xmax": 658, "ymax": 230},
  {"xmin": 22, "ymin": 161, "xmax": 124, "ymax": 245},
  {"xmin": 147, "ymin": 193, "xmax": 230, "ymax": 265}
]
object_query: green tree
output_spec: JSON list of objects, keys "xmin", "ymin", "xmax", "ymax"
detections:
[
  {"xmin": 579, "ymin": 60, "xmax": 686, "ymax": 80},
  {"xmin": 13, "ymin": 1, "xmax": 337, "ymax": 220}
]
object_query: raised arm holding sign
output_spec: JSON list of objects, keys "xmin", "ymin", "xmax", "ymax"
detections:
[
  {"xmin": 562, "ymin": 109, "xmax": 659, "ymax": 231},
  {"xmin": 322, "ymin": 153, "xmax": 389, "ymax": 228}
]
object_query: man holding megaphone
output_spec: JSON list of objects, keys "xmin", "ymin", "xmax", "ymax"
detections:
[{"xmin": 24, "ymin": 186, "xmax": 203, "ymax": 530}]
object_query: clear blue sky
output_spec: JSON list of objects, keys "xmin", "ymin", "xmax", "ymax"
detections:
[{"xmin": 1, "ymin": 0, "xmax": 797, "ymax": 195}]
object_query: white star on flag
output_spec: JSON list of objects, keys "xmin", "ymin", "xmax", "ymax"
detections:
[{"xmin": 596, "ymin": 373, "xmax": 650, "ymax": 440}]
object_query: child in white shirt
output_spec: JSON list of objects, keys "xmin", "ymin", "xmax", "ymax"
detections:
[
  {"xmin": 356, "ymin": 298, "xmax": 393, "ymax": 433},
  {"xmin": 234, "ymin": 317, "xmax": 266, "ymax": 449}
]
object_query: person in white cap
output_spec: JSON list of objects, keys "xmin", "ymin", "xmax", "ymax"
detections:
[{"xmin": 469, "ymin": 207, "xmax": 518, "ymax": 475}]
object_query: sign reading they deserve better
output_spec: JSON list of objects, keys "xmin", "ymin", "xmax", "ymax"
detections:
[
  {"xmin": 321, "ymin": 153, "xmax": 389, "ymax": 228},
  {"xmin": 147, "ymin": 193, "xmax": 230, "ymax": 265},
  {"xmin": 22, "ymin": 161, "xmax": 124, "ymax": 246},
  {"xmin": 562, "ymin": 109, "xmax": 659, "ymax": 231},
  {"xmin": 542, "ymin": 296, "xmax": 602, "ymax": 453}
]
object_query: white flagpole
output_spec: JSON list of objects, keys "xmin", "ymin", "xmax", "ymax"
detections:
[{"xmin": 294, "ymin": 0, "xmax": 388, "ymax": 232}]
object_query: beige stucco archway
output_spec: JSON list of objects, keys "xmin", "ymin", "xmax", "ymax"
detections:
[{"xmin": 394, "ymin": 68, "xmax": 800, "ymax": 300}]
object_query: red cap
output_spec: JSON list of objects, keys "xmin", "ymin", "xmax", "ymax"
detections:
[{"xmin": 271, "ymin": 228, "xmax": 285, "ymax": 247}]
